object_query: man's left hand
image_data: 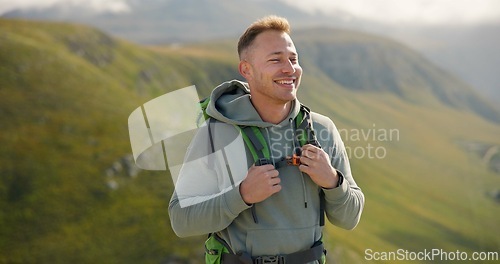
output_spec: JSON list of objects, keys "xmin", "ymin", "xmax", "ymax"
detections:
[{"xmin": 299, "ymin": 144, "xmax": 339, "ymax": 189}]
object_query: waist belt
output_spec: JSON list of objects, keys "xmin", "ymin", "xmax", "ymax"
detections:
[{"xmin": 221, "ymin": 242, "xmax": 325, "ymax": 264}]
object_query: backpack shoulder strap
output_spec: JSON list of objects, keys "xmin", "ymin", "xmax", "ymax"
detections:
[
  {"xmin": 234, "ymin": 104, "xmax": 318, "ymax": 165},
  {"xmin": 296, "ymin": 104, "xmax": 321, "ymax": 148},
  {"xmin": 234, "ymin": 125, "xmax": 271, "ymax": 164},
  {"xmin": 197, "ymin": 97, "xmax": 211, "ymax": 127}
]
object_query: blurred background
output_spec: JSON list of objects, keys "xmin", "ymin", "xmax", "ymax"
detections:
[{"xmin": 1, "ymin": 0, "xmax": 499, "ymax": 263}]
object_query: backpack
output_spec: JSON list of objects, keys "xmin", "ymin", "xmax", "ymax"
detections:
[{"xmin": 199, "ymin": 98, "xmax": 328, "ymax": 263}]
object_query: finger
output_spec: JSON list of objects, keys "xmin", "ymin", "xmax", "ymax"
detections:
[
  {"xmin": 261, "ymin": 164, "xmax": 276, "ymax": 170},
  {"xmin": 300, "ymin": 155, "xmax": 313, "ymax": 166},
  {"xmin": 299, "ymin": 155, "xmax": 307, "ymax": 165},
  {"xmin": 302, "ymin": 148, "xmax": 320, "ymax": 158},
  {"xmin": 253, "ymin": 164, "xmax": 275, "ymax": 172},
  {"xmin": 302, "ymin": 144, "xmax": 319, "ymax": 152},
  {"xmin": 270, "ymin": 176, "xmax": 281, "ymax": 186},
  {"xmin": 264, "ymin": 169, "xmax": 279, "ymax": 179},
  {"xmin": 298, "ymin": 164, "xmax": 310, "ymax": 174},
  {"xmin": 304, "ymin": 148, "xmax": 327, "ymax": 161},
  {"xmin": 301, "ymin": 149, "xmax": 313, "ymax": 158}
]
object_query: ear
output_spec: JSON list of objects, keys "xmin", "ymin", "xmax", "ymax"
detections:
[{"xmin": 238, "ymin": 60, "xmax": 252, "ymax": 80}]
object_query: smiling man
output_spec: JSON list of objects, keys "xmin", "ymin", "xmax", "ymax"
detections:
[
  {"xmin": 238, "ymin": 27, "xmax": 302, "ymax": 124},
  {"xmin": 169, "ymin": 16, "xmax": 364, "ymax": 264}
]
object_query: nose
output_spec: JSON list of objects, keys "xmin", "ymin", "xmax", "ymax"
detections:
[{"xmin": 282, "ymin": 59, "xmax": 296, "ymax": 74}]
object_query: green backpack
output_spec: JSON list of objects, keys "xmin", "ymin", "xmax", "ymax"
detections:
[{"xmin": 199, "ymin": 98, "xmax": 327, "ymax": 264}]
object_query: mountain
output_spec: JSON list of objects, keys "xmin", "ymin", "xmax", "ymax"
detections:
[
  {"xmin": 1, "ymin": 0, "xmax": 347, "ymax": 44},
  {"xmin": 292, "ymin": 28, "xmax": 500, "ymax": 123},
  {"xmin": 392, "ymin": 24, "xmax": 500, "ymax": 105},
  {"xmin": 1, "ymin": 19, "xmax": 499, "ymax": 263},
  {"xmin": 3, "ymin": 0, "xmax": 499, "ymax": 116}
]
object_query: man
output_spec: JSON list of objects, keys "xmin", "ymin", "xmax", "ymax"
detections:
[{"xmin": 169, "ymin": 16, "xmax": 364, "ymax": 263}]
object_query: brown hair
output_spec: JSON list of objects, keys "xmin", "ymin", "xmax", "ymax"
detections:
[{"xmin": 237, "ymin": 15, "xmax": 291, "ymax": 59}]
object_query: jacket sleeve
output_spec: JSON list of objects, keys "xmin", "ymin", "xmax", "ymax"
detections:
[
  {"xmin": 168, "ymin": 122, "xmax": 251, "ymax": 237},
  {"xmin": 169, "ymin": 184, "xmax": 250, "ymax": 237},
  {"xmin": 317, "ymin": 116, "xmax": 365, "ymax": 230}
]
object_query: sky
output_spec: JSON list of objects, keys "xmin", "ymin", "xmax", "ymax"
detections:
[
  {"xmin": 0, "ymin": 0, "xmax": 130, "ymax": 14},
  {"xmin": 281, "ymin": 0, "xmax": 500, "ymax": 25},
  {"xmin": 0, "ymin": 0, "xmax": 499, "ymax": 26}
]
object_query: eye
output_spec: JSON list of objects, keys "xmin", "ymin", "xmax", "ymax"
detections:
[
  {"xmin": 269, "ymin": 58, "xmax": 280, "ymax": 62},
  {"xmin": 290, "ymin": 57, "xmax": 298, "ymax": 63}
]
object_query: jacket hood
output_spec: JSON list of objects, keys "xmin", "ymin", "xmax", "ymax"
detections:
[{"xmin": 205, "ymin": 80, "xmax": 301, "ymax": 127}]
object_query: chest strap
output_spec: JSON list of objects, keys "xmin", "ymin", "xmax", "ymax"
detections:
[{"xmin": 221, "ymin": 241, "xmax": 325, "ymax": 264}]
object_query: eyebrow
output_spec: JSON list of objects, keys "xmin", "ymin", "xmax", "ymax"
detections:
[{"xmin": 266, "ymin": 51, "xmax": 298, "ymax": 57}]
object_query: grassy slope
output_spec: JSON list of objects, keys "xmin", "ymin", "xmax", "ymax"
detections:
[
  {"xmin": 298, "ymin": 52, "xmax": 500, "ymax": 262},
  {"xmin": 0, "ymin": 19, "xmax": 221, "ymax": 263},
  {"xmin": 1, "ymin": 19, "xmax": 499, "ymax": 263},
  {"xmin": 302, "ymin": 86, "xmax": 500, "ymax": 263}
]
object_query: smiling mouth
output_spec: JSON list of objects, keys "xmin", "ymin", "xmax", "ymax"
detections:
[{"xmin": 274, "ymin": 79, "xmax": 295, "ymax": 85}]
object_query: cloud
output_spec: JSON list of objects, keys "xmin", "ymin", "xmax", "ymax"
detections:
[
  {"xmin": 280, "ymin": 0, "xmax": 500, "ymax": 25},
  {"xmin": 1, "ymin": 0, "xmax": 499, "ymax": 25},
  {"xmin": 0, "ymin": 0, "xmax": 130, "ymax": 15}
]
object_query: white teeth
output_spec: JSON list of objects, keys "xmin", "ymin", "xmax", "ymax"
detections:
[{"xmin": 276, "ymin": 80, "xmax": 294, "ymax": 85}]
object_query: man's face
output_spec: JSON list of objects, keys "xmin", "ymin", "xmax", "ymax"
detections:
[{"xmin": 241, "ymin": 30, "xmax": 302, "ymax": 105}]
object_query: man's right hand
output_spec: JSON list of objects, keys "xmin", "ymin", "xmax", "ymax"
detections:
[{"xmin": 240, "ymin": 164, "xmax": 281, "ymax": 204}]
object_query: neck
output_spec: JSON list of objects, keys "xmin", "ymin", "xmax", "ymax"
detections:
[{"xmin": 250, "ymin": 96, "xmax": 292, "ymax": 124}]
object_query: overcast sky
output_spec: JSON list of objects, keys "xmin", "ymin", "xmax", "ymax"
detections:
[
  {"xmin": 1, "ymin": 0, "xmax": 499, "ymax": 25},
  {"xmin": 283, "ymin": 0, "xmax": 500, "ymax": 25},
  {"xmin": 0, "ymin": 0, "xmax": 131, "ymax": 14}
]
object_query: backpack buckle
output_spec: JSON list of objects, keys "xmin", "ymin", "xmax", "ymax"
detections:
[
  {"xmin": 286, "ymin": 147, "xmax": 302, "ymax": 166},
  {"xmin": 286, "ymin": 154, "xmax": 301, "ymax": 166},
  {"xmin": 255, "ymin": 158, "xmax": 270, "ymax": 166},
  {"xmin": 254, "ymin": 255, "xmax": 285, "ymax": 264}
]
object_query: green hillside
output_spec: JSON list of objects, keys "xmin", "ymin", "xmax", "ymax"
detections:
[
  {"xmin": 1, "ymin": 19, "xmax": 499, "ymax": 264},
  {"xmin": 0, "ymin": 19, "xmax": 230, "ymax": 263}
]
